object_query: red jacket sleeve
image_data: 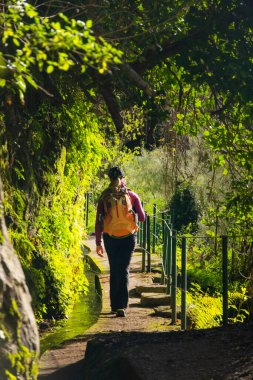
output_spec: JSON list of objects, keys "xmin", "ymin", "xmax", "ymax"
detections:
[{"xmin": 129, "ymin": 191, "xmax": 145, "ymax": 222}]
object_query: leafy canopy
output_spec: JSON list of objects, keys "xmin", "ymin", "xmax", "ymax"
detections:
[{"xmin": 0, "ymin": 0, "xmax": 122, "ymax": 100}]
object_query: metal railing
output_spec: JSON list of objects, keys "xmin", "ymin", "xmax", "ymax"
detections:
[
  {"xmin": 137, "ymin": 205, "xmax": 178, "ymax": 324},
  {"xmin": 179, "ymin": 234, "xmax": 253, "ymax": 329},
  {"xmin": 85, "ymin": 193, "xmax": 252, "ymax": 331},
  {"xmin": 136, "ymin": 202, "xmax": 253, "ymax": 330}
]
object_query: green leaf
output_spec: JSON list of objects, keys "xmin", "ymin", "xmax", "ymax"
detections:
[
  {"xmin": 86, "ymin": 20, "xmax": 93, "ymax": 28},
  {"xmin": 59, "ymin": 13, "xmax": 69, "ymax": 22},
  {"xmin": 113, "ymin": 56, "xmax": 121, "ymax": 64},
  {"xmin": 13, "ymin": 38, "xmax": 20, "ymax": 47},
  {"xmin": 51, "ymin": 22, "xmax": 61, "ymax": 30},
  {"xmin": 0, "ymin": 79, "xmax": 6, "ymax": 87},
  {"xmin": 17, "ymin": 77, "xmax": 26, "ymax": 92},
  {"xmin": 25, "ymin": 4, "xmax": 38, "ymax": 18},
  {"xmin": 47, "ymin": 66, "xmax": 54, "ymax": 74},
  {"xmin": 25, "ymin": 75, "xmax": 38, "ymax": 89}
]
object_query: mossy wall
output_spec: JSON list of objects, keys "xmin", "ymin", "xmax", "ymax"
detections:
[
  {"xmin": 0, "ymin": 179, "xmax": 39, "ymax": 380},
  {"xmin": 0, "ymin": 84, "xmax": 110, "ymax": 321}
]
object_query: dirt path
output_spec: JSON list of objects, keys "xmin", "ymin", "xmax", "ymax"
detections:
[
  {"xmin": 39, "ymin": 238, "xmax": 178, "ymax": 379},
  {"xmin": 39, "ymin": 238, "xmax": 253, "ymax": 380}
]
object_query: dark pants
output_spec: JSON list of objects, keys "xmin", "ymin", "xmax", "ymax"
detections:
[{"xmin": 103, "ymin": 233, "xmax": 136, "ymax": 310}]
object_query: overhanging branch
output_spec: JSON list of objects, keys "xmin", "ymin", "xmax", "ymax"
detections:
[
  {"xmin": 121, "ymin": 63, "xmax": 153, "ymax": 96},
  {"xmin": 98, "ymin": 78, "xmax": 124, "ymax": 133},
  {"xmin": 131, "ymin": 28, "xmax": 206, "ymax": 74}
]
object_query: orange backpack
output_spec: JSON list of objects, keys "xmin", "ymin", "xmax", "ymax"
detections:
[{"xmin": 101, "ymin": 187, "xmax": 138, "ymax": 237}]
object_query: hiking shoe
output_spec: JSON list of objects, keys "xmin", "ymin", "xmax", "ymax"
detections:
[{"xmin": 116, "ymin": 308, "xmax": 126, "ymax": 317}]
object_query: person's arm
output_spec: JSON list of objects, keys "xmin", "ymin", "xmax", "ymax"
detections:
[
  {"xmin": 129, "ymin": 191, "xmax": 145, "ymax": 222},
  {"xmin": 95, "ymin": 199, "xmax": 105, "ymax": 257}
]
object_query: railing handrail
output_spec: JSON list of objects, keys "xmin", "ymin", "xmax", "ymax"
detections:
[
  {"xmin": 136, "ymin": 201, "xmax": 253, "ymax": 331},
  {"xmin": 85, "ymin": 195, "xmax": 253, "ymax": 331}
]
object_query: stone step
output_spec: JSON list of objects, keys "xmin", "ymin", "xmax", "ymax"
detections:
[
  {"xmin": 134, "ymin": 246, "xmax": 144, "ymax": 252},
  {"xmin": 140, "ymin": 292, "xmax": 171, "ymax": 307},
  {"xmin": 153, "ymin": 305, "xmax": 181, "ymax": 318},
  {"xmin": 151, "ymin": 266, "xmax": 163, "ymax": 274},
  {"xmin": 152, "ymin": 275, "xmax": 162, "ymax": 284},
  {"xmin": 153, "ymin": 306, "xmax": 194, "ymax": 328},
  {"xmin": 135, "ymin": 284, "xmax": 167, "ymax": 296}
]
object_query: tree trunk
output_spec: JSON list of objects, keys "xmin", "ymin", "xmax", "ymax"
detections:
[{"xmin": 0, "ymin": 178, "xmax": 39, "ymax": 379}]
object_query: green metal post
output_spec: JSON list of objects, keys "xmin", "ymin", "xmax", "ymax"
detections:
[
  {"xmin": 161, "ymin": 211, "xmax": 165, "ymax": 285},
  {"xmin": 161, "ymin": 223, "xmax": 167, "ymax": 285},
  {"xmin": 166, "ymin": 224, "xmax": 172, "ymax": 295},
  {"xmin": 161, "ymin": 211, "xmax": 165, "ymax": 243},
  {"xmin": 171, "ymin": 230, "xmax": 177, "ymax": 324},
  {"xmin": 147, "ymin": 215, "xmax": 151, "ymax": 272},
  {"xmin": 222, "ymin": 236, "xmax": 228, "ymax": 326},
  {"xmin": 152, "ymin": 204, "xmax": 157, "ymax": 254},
  {"xmin": 140, "ymin": 221, "xmax": 143, "ymax": 247},
  {"xmin": 137, "ymin": 222, "xmax": 140, "ymax": 244},
  {"xmin": 140, "ymin": 201, "xmax": 144, "ymax": 247},
  {"xmin": 181, "ymin": 237, "xmax": 187, "ymax": 330},
  {"xmin": 142, "ymin": 214, "xmax": 147, "ymax": 272},
  {"xmin": 166, "ymin": 212, "xmax": 171, "ymax": 279}
]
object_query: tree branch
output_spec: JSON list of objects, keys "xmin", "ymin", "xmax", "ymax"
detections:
[
  {"xmin": 97, "ymin": 76, "xmax": 124, "ymax": 133},
  {"xmin": 131, "ymin": 28, "xmax": 206, "ymax": 74},
  {"xmin": 121, "ymin": 63, "xmax": 153, "ymax": 96}
]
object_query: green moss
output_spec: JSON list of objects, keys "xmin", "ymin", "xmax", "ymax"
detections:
[
  {"xmin": 0, "ymin": 201, "xmax": 4, "ymax": 244},
  {"xmin": 9, "ymin": 300, "xmax": 21, "ymax": 320},
  {"xmin": 0, "ymin": 80, "xmax": 127, "ymax": 323},
  {"xmin": 1, "ymin": 301, "xmax": 38, "ymax": 379},
  {"xmin": 0, "ymin": 313, "xmax": 10, "ymax": 342},
  {"xmin": 6, "ymin": 345, "xmax": 38, "ymax": 380},
  {"xmin": 0, "ymin": 93, "xmax": 110, "ymax": 321}
]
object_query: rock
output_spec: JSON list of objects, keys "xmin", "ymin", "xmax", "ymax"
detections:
[
  {"xmin": 153, "ymin": 305, "xmax": 181, "ymax": 317},
  {"xmin": 0, "ymin": 179, "xmax": 39, "ymax": 379},
  {"xmin": 153, "ymin": 306, "xmax": 194, "ymax": 328}
]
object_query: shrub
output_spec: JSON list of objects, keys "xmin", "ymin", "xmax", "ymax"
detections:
[
  {"xmin": 169, "ymin": 182, "xmax": 200, "ymax": 233},
  {"xmin": 187, "ymin": 283, "xmax": 222, "ymax": 329}
]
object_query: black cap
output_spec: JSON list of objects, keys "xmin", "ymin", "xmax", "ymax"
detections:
[{"xmin": 108, "ymin": 166, "xmax": 124, "ymax": 180}]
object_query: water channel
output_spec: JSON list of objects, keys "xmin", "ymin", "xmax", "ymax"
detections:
[{"xmin": 40, "ymin": 269, "xmax": 102, "ymax": 355}]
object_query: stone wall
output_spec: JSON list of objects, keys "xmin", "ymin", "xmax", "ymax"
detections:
[{"xmin": 0, "ymin": 179, "xmax": 39, "ymax": 379}]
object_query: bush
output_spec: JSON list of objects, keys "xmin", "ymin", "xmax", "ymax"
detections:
[
  {"xmin": 169, "ymin": 182, "xmax": 200, "ymax": 233},
  {"xmin": 187, "ymin": 283, "xmax": 222, "ymax": 329},
  {"xmin": 187, "ymin": 267, "xmax": 222, "ymax": 294}
]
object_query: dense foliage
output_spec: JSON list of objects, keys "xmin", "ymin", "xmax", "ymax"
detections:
[
  {"xmin": 169, "ymin": 182, "xmax": 199, "ymax": 233},
  {"xmin": 1, "ymin": 0, "xmax": 253, "ymax": 326},
  {"xmin": 0, "ymin": 1, "xmax": 122, "ymax": 320}
]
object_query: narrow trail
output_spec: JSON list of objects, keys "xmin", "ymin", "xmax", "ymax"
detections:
[
  {"xmin": 39, "ymin": 237, "xmax": 177, "ymax": 379},
  {"xmin": 38, "ymin": 237, "xmax": 253, "ymax": 380}
]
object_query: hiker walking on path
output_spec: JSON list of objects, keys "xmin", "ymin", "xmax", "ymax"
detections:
[{"xmin": 95, "ymin": 166, "xmax": 145, "ymax": 317}]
